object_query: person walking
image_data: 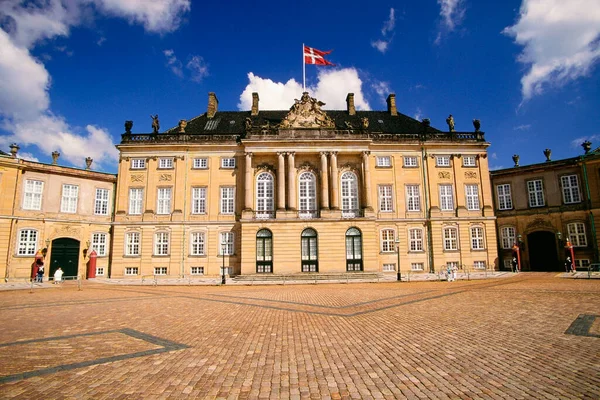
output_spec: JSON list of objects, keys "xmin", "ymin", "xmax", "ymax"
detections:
[{"xmin": 54, "ymin": 267, "xmax": 63, "ymax": 284}]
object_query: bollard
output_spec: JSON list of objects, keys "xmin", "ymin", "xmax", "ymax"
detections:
[{"xmin": 77, "ymin": 275, "xmax": 82, "ymax": 291}]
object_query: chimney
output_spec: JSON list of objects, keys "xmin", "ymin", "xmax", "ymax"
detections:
[
  {"xmin": 207, "ymin": 92, "xmax": 219, "ymax": 118},
  {"xmin": 9, "ymin": 143, "xmax": 19, "ymax": 158},
  {"xmin": 386, "ymin": 94, "xmax": 397, "ymax": 116},
  {"xmin": 251, "ymin": 92, "xmax": 259, "ymax": 116},
  {"xmin": 51, "ymin": 151, "xmax": 60, "ymax": 165},
  {"xmin": 346, "ymin": 93, "xmax": 356, "ymax": 115}
]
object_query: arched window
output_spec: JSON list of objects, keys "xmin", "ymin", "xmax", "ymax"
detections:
[
  {"xmin": 256, "ymin": 172, "xmax": 274, "ymax": 218},
  {"xmin": 341, "ymin": 171, "xmax": 359, "ymax": 217},
  {"xmin": 299, "ymin": 171, "xmax": 317, "ymax": 218},
  {"xmin": 256, "ymin": 229, "xmax": 273, "ymax": 273},
  {"xmin": 301, "ymin": 228, "xmax": 318, "ymax": 272},
  {"xmin": 345, "ymin": 228, "xmax": 363, "ymax": 271}
]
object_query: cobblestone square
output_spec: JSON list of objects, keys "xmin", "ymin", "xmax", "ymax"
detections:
[{"xmin": 0, "ymin": 273, "xmax": 598, "ymax": 399}]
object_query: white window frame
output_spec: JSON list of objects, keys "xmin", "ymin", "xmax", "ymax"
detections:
[
  {"xmin": 574, "ymin": 259, "xmax": 590, "ymax": 269},
  {"xmin": 378, "ymin": 185, "xmax": 393, "ymax": 212},
  {"xmin": 406, "ymin": 185, "xmax": 421, "ymax": 212},
  {"xmin": 496, "ymin": 184, "xmax": 513, "ymax": 210},
  {"xmin": 220, "ymin": 187, "xmax": 235, "ymax": 214},
  {"xmin": 376, "ymin": 156, "xmax": 391, "ymax": 167},
  {"xmin": 463, "ymin": 155, "xmax": 476, "ymax": 167},
  {"xmin": 341, "ymin": 171, "xmax": 359, "ymax": 217},
  {"xmin": 190, "ymin": 266, "xmax": 205, "ymax": 275},
  {"xmin": 154, "ymin": 267, "xmax": 168, "ymax": 275},
  {"xmin": 567, "ymin": 222, "xmax": 587, "ymax": 247},
  {"xmin": 220, "ymin": 232, "xmax": 234, "ymax": 255},
  {"xmin": 527, "ymin": 180, "xmax": 545, "ymax": 207},
  {"xmin": 436, "ymin": 155, "xmax": 450, "ymax": 167},
  {"xmin": 193, "ymin": 158, "xmax": 208, "ymax": 169},
  {"xmin": 91, "ymin": 233, "xmax": 107, "ymax": 256},
  {"xmin": 157, "ymin": 187, "xmax": 172, "ymax": 215},
  {"xmin": 439, "ymin": 184, "xmax": 454, "ymax": 211},
  {"xmin": 403, "ymin": 156, "xmax": 418, "ymax": 167},
  {"xmin": 411, "ymin": 263, "xmax": 424, "ymax": 271},
  {"xmin": 561, "ymin": 175, "xmax": 581, "ymax": 204},
  {"xmin": 154, "ymin": 232, "xmax": 170, "ymax": 256},
  {"xmin": 131, "ymin": 159, "xmax": 146, "ymax": 169},
  {"xmin": 158, "ymin": 158, "xmax": 174, "ymax": 169},
  {"xmin": 381, "ymin": 229, "xmax": 395, "ymax": 253},
  {"xmin": 190, "ymin": 231, "xmax": 206, "ymax": 256},
  {"xmin": 17, "ymin": 229, "xmax": 38, "ymax": 255},
  {"xmin": 382, "ymin": 263, "xmax": 396, "ymax": 272},
  {"xmin": 501, "ymin": 226, "xmax": 516, "ymax": 249},
  {"xmin": 125, "ymin": 232, "xmax": 140, "ymax": 256},
  {"xmin": 23, "ymin": 179, "xmax": 43, "ymax": 210},
  {"xmin": 465, "ymin": 185, "xmax": 480, "ymax": 211},
  {"xmin": 94, "ymin": 188, "xmax": 110, "ymax": 215},
  {"xmin": 191, "ymin": 187, "xmax": 207, "ymax": 214},
  {"xmin": 473, "ymin": 261, "xmax": 486, "ymax": 270},
  {"xmin": 95, "ymin": 267, "xmax": 105, "ymax": 276},
  {"xmin": 129, "ymin": 188, "xmax": 143, "ymax": 215},
  {"xmin": 125, "ymin": 267, "xmax": 139, "ymax": 276},
  {"xmin": 60, "ymin": 184, "xmax": 79, "ymax": 213},
  {"xmin": 256, "ymin": 172, "xmax": 274, "ymax": 218},
  {"xmin": 299, "ymin": 172, "xmax": 317, "ymax": 218},
  {"xmin": 443, "ymin": 227, "xmax": 458, "ymax": 251},
  {"xmin": 221, "ymin": 158, "xmax": 236, "ymax": 168},
  {"xmin": 470, "ymin": 226, "xmax": 485, "ymax": 250},
  {"xmin": 409, "ymin": 228, "xmax": 423, "ymax": 251}
]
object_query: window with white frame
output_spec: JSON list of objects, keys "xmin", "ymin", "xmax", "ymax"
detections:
[
  {"xmin": 192, "ymin": 187, "xmax": 207, "ymax": 214},
  {"xmin": 471, "ymin": 226, "xmax": 485, "ymax": 250},
  {"xmin": 403, "ymin": 156, "xmax": 418, "ymax": 167},
  {"xmin": 503, "ymin": 259, "xmax": 513, "ymax": 270},
  {"xmin": 406, "ymin": 185, "xmax": 421, "ymax": 211},
  {"xmin": 190, "ymin": 266, "xmax": 204, "ymax": 275},
  {"xmin": 411, "ymin": 263, "xmax": 424, "ymax": 271},
  {"xmin": 221, "ymin": 158, "xmax": 235, "ymax": 168},
  {"xmin": 463, "ymin": 155, "xmax": 476, "ymax": 167},
  {"xmin": 465, "ymin": 185, "xmax": 480, "ymax": 210},
  {"xmin": 17, "ymin": 229, "xmax": 37, "ymax": 255},
  {"xmin": 376, "ymin": 156, "xmax": 391, "ymax": 167},
  {"xmin": 220, "ymin": 187, "xmax": 235, "ymax": 214},
  {"xmin": 341, "ymin": 171, "xmax": 359, "ymax": 216},
  {"xmin": 190, "ymin": 232, "xmax": 205, "ymax": 256},
  {"xmin": 256, "ymin": 172, "xmax": 274, "ymax": 217},
  {"xmin": 561, "ymin": 175, "xmax": 581, "ymax": 204},
  {"xmin": 381, "ymin": 229, "xmax": 395, "ymax": 252},
  {"xmin": 220, "ymin": 232, "xmax": 234, "ymax": 255},
  {"xmin": 158, "ymin": 158, "xmax": 173, "ymax": 169},
  {"xmin": 567, "ymin": 222, "xmax": 587, "ymax": 247},
  {"xmin": 154, "ymin": 267, "xmax": 167, "ymax": 275},
  {"xmin": 527, "ymin": 180, "xmax": 545, "ymax": 207},
  {"xmin": 382, "ymin": 263, "xmax": 395, "ymax": 272},
  {"xmin": 154, "ymin": 232, "xmax": 170, "ymax": 255},
  {"xmin": 23, "ymin": 180, "xmax": 43, "ymax": 210},
  {"xmin": 575, "ymin": 259, "xmax": 590, "ymax": 269},
  {"xmin": 60, "ymin": 184, "xmax": 79, "ymax": 213},
  {"xmin": 125, "ymin": 232, "xmax": 140, "ymax": 256},
  {"xmin": 157, "ymin": 187, "xmax": 172, "ymax": 215},
  {"xmin": 378, "ymin": 185, "xmax": 393, "ymax": 212},
  {"xmin": 193, "ymin": 158, "xmax": 208, "ymax": 169},
  {"xmin": 443, "ymin": 227, "xmax": 458, "ymax": 250},
  {"xmin": 501, "ymin": 226, "xmax": 516, "ymax": 249},
  {"xmin": 436, "ymin": 155, "xmax": 450, "ymax": 167},
  {"xmin": 473, "ymin": 261, "xmax": 486, "ymax": 269},
  {"xmin": 129, "ymin": 188, "xmax": 143, "ymax": 215},
  {"xmin": 496, "ymin": 184, "xmax": 513, "ymax": 210},
  {"xmin": 125, "ymin": 267, "xmax": 138, "ymax": 275},
  {"xmin": 439, "ymin": 184, "xmax": 454, "ymax": 211},
  {"xmin": 94, "ymin": 188, "xmax": 110, "ymax": 215},
  {"xmin": 299, "ymin": 172, "xmax": 317, "ymax": 217},
  {"xmin": 131, "ymin": 158, "xmax": 146, "ymax": 169},
  {"xmin": 95, "ymin": 267, "xmax": 105, "ymax": 276},
  {"xmin": 91, "ymin": 233, "xmax": 107, "ymax": 256},
  {"xmin": 409, "ymin": 228, "xmax": 423, "ymax": 251}
]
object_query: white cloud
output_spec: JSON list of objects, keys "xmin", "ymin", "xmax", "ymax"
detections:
[
  {"xmin": 570, "ymin": 135, "xmax": 600, "ymax": 148},
  {"xmin": 163, "ymin": 49, "xmax": 183, "ymax": 77},
  {"xmin": 97, "ymin": 36, "xmax": 106, "ymax": 46},
  {"xmin": 16, "ymin": 152, "xmax": 39, "ymax": 162},
  {"xmin": 503, "ymin": 0, "xmax": 600, "ymax": 100},
  {"xmin": 491, "ymin": 152, "xmax": 498, "ymax": 160},
  {"xmin": 513, "ymin": 124, "xmax": 531, "ymax": 131},
  {"xmin": 186, "ymin": 55, "xmax": 208, "ymax": 83},
  {"xmin": 371, "ymin": 8, "xmax": 395, "ymax": 54},
  {"xmin": 371, "ymin": 81, "xmax": 391, "ymax": 105},
  {"xmin": 413, "ymin": 108, "xmax": 423, "ymax": 121},
  {"xmin": 435, "ymin": 0, "xmax": 465, "ymax": 44},
  {"xmin": 371, "ymin": 40, "xmax": 389, "ymax": 53},
  {"xmin": 381, "ymin": 8, "xmax": 396, "ymax": 36},
  {"xmin": 238, "ymin": 69, "xmax": 371, "ymax": 111}
]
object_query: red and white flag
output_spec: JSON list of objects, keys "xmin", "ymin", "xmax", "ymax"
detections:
[{"xmin": 304, "ymin": 45, "xmax": 334, "ymax": 66}]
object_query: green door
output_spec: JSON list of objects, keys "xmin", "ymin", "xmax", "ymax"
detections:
[{"xmin": 50, "ymin": 238, "xmax": 80, "ymax": 278}]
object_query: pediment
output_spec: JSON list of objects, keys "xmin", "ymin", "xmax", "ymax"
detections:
[{"xmin": 280, "ymin": 92, "xmax": 335, "ymax": 129}]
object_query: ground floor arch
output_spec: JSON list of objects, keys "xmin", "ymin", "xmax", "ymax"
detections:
[
  {"xmin": 49, "ymin": 238, "xmax": 80, "ymax": 278},
  {"xmin": 527, "ymin": 231, "xmax": 560, "ymax": 271}
]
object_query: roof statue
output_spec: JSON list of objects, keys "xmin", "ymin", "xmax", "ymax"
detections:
[
  {"xmin": 280, "ymin": 92, "xmax": 335, "ymax": 129},
  {"xmin": 446, "ymin": 114, "xmax": 455, "ymax": 132},
  {"xmin": 151, "ymin": 114, "xmax": 160, "ymax": 134},
  {"xmin": 124, "ymin": 120, "xmax": 133, "ymax": 134}
]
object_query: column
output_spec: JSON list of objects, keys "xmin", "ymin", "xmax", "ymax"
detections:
[
  {"xmin": 244, "ymin": 152, "xmax": 253, "ymax": 210},
  {"xmin": 362, "ymin": 151, "xmax": 372, "ymax": 209},
  {"xmin": 277, "ymin": 152, "xmax": 286, "ymax": 210},
  {"xmin": 320, "ymin": 152, "xmax": 330, "ymax": 209},
  {"xmin": 287, "ymin": 152, "xmax": 296, "ymax": 210},
  {"xmin": 330, "ymin": 152, "xmax": 339, "ymax": 209}
]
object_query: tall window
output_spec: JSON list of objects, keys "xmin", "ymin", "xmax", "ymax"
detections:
[
  {"xmin": 406, "ymin": 185, "xmax": 420, "ymax": 211},
  {"xmin": 567, "ymin": 222, "xmax": 587, "ymax": 247},
  {"xmin": 439, "ymin": 185, "xmax": 453, "ymax": 211},
  {"xmin": 465, "ymin": 185, "xmax": 480, "ymax": 210},
  {"xmin": 443, "ymin": 227, "xmax": 458, "ymax": 250},
  {"xmin": 220, "ymin": 187, "xmax": 235, "ymax": 214},
  {"xmin": 381, "ymin": 229, "xmax": 395, "ymax": 252},
  {"xmin": 301, "ymin": 228, "xmax": 318, "ymax": 272},
  {"xmin": 561, "ymin": 175, "xmax": 581, "ymax": 204},
  {"xmin": 220, "ymin": 232, "xmax": 234, "ymax": 255},
  {"xmin": 154, "ymin": 232, "xmax": 170, "ymax": 255},
  {"xmin": 496, "ymin": 184, "xmax": 513, "ymax": 210},
  {"xmin": 299, "ymin": 172, "xmax": 317, "ymax": 217},
  {"xmin": 23, "ymin": 180, "xmax": 43, "ymax": 210},
  {"xmin": 61, "ymin": 184, "xmax": 79, "ymax": 213},
  {"xmin": 256, "ymin": 172, "xmax": 274, "ymax": 218},
  {"xmin": 17, "ymin": 229, "xmax": 37, "ymax": 255},
  {"xmin": 192, "ymin": 187, "xmax": 206, "ymax": 214},
  {"xmin": 501, "ymin": 226, "xmax": 516, "ymax": 249},
  {"xmin": 409, "ymin": 228, "xmax": 423, "ymax": 251},
  {"xmin": 125, "ymin": 232, "xmax": 140, "ymax": 256},
  {"xmin": 129, "ymin": 188, "xmax": 143, "ymax": 215},
  {"xmin": 157, "ymin": 188, "xmax": 172, "ymax": 214},
  {"xmin": 91, "ymin": 233, "xmax": 107, "ymax": 256},
  {"xmin": 341, "ymin": 171, "xmax": 359, "ymax": 217},
  {"xmin": 190, "ymin": 232, "xmax": 205, "ymax": 255},
  {"xmin": 256, "ymin": 229, "xmax": 273, "ymax": 273},
  {"xmin": 470, "ymin": 226, "xmax": 485, "ymax": 250},
  {"xmin": 345, "ymin": 228, "xmax": 363, "ymax": 271},
  {"xmin": 527, "ymin": 180, "xmax": 545, "ymax": 207},
  {"xmin": 94, "ymin": 189, "xmax": 110, "ymax": 215},
  {"xmin": 378, "ymin": 185, "xmax": 393, "ymax": 212}
]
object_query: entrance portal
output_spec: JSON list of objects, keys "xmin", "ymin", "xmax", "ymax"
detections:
[
  {"xmin": 50, "ymin": 238, "xmax": 80, "ymax": 278},
  {"xmin": 527, "ymin": 231, "xmax": 560, "ymax": 271}
]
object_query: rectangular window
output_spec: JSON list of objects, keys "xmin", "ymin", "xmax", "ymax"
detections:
[
  {"xmin": 158, "ymin": 158, "xmax": 173, "ymax": 169},
  {"xmin": 463, "ymin": 155, "xmax": 477, "ymax": 167},
  {"xmin": 406, "ymin": 185, "xmax": 421, "ymax": 211},
  {"xmin": 575, "ymin": 259, "xmax": 590, "ymax": 269},
  {"xmin": 23, "ymin": 179, "xmax": 43, "ymax": 210},
  {"xmin": 154, "ymin": 267, "xmax": 167, "ymax": 275},
  {"xmin": 496, "ymin": 184, "xmax": 513, "ymax": 210},
  {"xmin": 561, "ymin": 175, "xmax": 581, "ymax": 204},
  {"xmin": 220, "ymin": 187, "xmax": 235, "ymax": 214},
  {"xmin": 154, "ymin": 232, "xmax": 170, "ymax": 255},
  {"xmin": 503, "ymin": 259, "xmax": 513, "ymax": 270},
  {"xmin": 129, "ymin": 188, "xmax": 143, "ymax": 215},
  {"xmin": 465, "ymin": 185, "xmax": 480, "ymax": 210},
  {"xmin": 96, "ymin": 267, "xmax": 105, "ymax": 276},
  {"xmin": 17, "ymin": 229, "xmax": 37, "ymax": 255},
  {"xmin": 131, "ymin": 159, "xmax": 146, "ymax": 169},
  {"xmin": 567, "ymin": 222, "xmax": 587, "ymax": 247},
  {"xmin": 411, "ymin": 263, "xmax": 424, "ymax": 271},
  {"xmin": 125, "ymin": 267, "xmax": 139, "ymax": 276},
  {"xmin": 94, "ymin": 189, "xmax": 110, "ymax": 215},
  {"xmin": 220, "ymin": 232, "xmax": 234, "ymax": 255},
  {"xmin": 193, "ymin": 158, "xmax": 208, "ymax": 169},
  {"xmin": 439, "ymin": 184, "xmax": 454, "ymax": 211},
  {"xmin": 471, "ymin": 226, "xmax": 485, "ymax": 250},
  {"xmin": 191, "ymin": 266, "xmax": 205, "ymax": 275},
  {"xmin": 91, "ymin": 233, "xmax": 107, "ymax": 256},
  {"xmin": 382, "ymin": 263, "xmax": 396, "ymax": 272},
  {"xmin": 221, "ymin": 158, "xmax": 235, "ymax": 168},
  {"xmin": 378, "ymin": 185, "xmax": 393, "ymax": 212},
  {"xmin": 501, "ymin": 226, "xmax": 516, "ymax": 249},
  {"xmin": 125, "ymin": 232, "xmax": 140, "ymax": 256},
  {"xmin": 473, "ymin": 261, "xmax": 486, "ymax": 269},
  {"xmin": 381, "ymin": 229, "xmax": 395, "ymax": 252},
  {"xmin": 436, "ymin": 155, "xmax": 450, "ymax": 167},
  {"xmin": 527, "ymin": 180, "xmax": 545, "ymax": 207},
  {"xmin": 409, "ymin": 229, "xmax": 423, "ymax": 251},
  {"xmin": 157, "ymin": 188, "xmax": 172, "ymax": 215},
  {"xmin": 190, "ymin": 232, "xmax": 205, "ymax": 255},
  {"xmin": 403, "ymin": 156, "xmax": 418, "ymax": 167},
  {"xmin": 192, "ymin": 187, "xmax": 207, "ymax": 214},
  {"xmin": 60, "ymin": 184, "xmax": 79, "ymax": 213},
  {"xmin": 443, "ymin": 227, "xmax": 458, "ymax": 251},
  {"xmin": 376, "ymin": 156, "xmax": 391, "ymax": 167}
]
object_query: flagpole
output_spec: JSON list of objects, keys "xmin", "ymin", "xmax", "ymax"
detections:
[{"xmin": 302, "ymin": 43, "xmax": 306, "ymax": 92}]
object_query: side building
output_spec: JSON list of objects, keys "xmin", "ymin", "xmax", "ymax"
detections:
[{"xmin": 111, "ymin": 92, "xmax": 498, "ymax": 278}]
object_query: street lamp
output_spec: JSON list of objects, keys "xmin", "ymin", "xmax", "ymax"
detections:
[
  {"xmin": 395, "ymin": 237, "xmax": 401, "ymax": 282},
  {"xmin": 221, "ymin": 243, "xmax": 227, "ymax": 285}
]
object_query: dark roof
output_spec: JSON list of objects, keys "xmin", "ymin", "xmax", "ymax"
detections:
[{"xmin": 0, "ymin": 149, "xmax": 9, "ymax": 156}]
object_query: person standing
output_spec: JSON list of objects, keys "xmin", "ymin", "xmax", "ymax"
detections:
[
  {"xmin": 452, "ymin": 264, "xmax": 458, "ymax": 282},
  {"xmin": 54, "ymin": 267, "xmax": 63, "ymax": 284},
  {"xmin": 37, "ymin": 261, "xmax": 44, "ymax": 282}
]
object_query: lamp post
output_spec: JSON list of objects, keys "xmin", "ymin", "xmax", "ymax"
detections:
[
  {"xmin": 221, "ymin": 243, "xmax": 227, "ymax": 285},
  {"xmin": 395, "ymin": 237, "xmax": 401, "ymax": 282}
]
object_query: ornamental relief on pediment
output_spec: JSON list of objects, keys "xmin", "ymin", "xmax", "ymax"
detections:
[
  {"xmin": 438, "ymin": 171, "xmax": 451, "ymax": 179},
  {"xmin": 159, "ymin": 174, "xmax": 172, "ymax": 181},
  {"xmin": 280, "ymin": 92, "xmax": 335, "ymax": 129},
  {"xmin": 131, "ymin": 174, "xmax": 144, "ymax": 182},
  {"xmin": 464, "ymin": 171, "xmax": 478, "ymax": 179}
]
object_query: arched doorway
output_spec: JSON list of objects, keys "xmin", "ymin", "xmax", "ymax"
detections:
[
  {"xmin": 527, "ymin": 231, "xmax": 560, "ymax": 271},
  {"xmin": 345, "ymin": 227, "xmax": 363, "ymax": 271},
  {"xmin": 301, "ymin": 228, "xmax": 318, "ymax": 272},
  {"xmin": 256, "ymin": 229, "xmax": 273, "ymax": 273},
  {"xmin": 50, "ymin": 238, "xmax": 80, "ymax": 278}
]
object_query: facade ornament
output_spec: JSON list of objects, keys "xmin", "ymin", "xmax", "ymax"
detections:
[
  {"xmin": 464, "ymin": 171, "xmax": 478, "ymax": 179},
  {"xmin": 280, "ymin": 92, "xmax": 335, "ymax": 129},
  {"xmin": 51, "ymin": 151, "xmax": 60, "ymax": 165},
  {"xmin": 178, "ymin": 119, "xmax": 187, "ymax": 133},
  {"xmin": 543, "ymin": 148, "xmax": 552, "ymax": 162},
  {"xmin": 344, "ymin": 121, "xmax": 354, "ymax": 130},
  {"xmin": 582, "ymin": 140, "xmax": 592, "ymax": 154},
  {"xmin": 85, "ymin": 157, "xmax": 93, "ymax": 170},
  {"xmin": 361, "ymin": 117, "xmax": 369, "ymax": 129},
  {"xmin": 255, "ymin": 163, "xmax": 275, "ymax": 174},
  {"xmin": 131, "ymin": 175, "xmax": 144, "ymax": 182},
  {"xmin": 124, "ymin": 120, "xmax": 133, "ymax": 134},
  {"xmin": 9, "ymin": 143, "xmax": 19, "ymax": 158},
  {"xmin": 438, "ymin": 171, "xmax": 451, "ymax": 179},
  {"xmin": 512, "ymin": 154, "xmax": 520, "ymax": 167},
  {"xmin": 151, "ymin": 114, "xmax": 160, "ymax": 134},
  {"xmin": 527, "ymin": 217, "xmax": 554, "ymax": 231},
  {"xmin": 472, "ymin": 119, "xmax": 481, "ymax": 132},
  {"xmin": 446, "ymin": 114, "xmax": 455, "ymax": 132},
  {"xmin": 422, "ymin": 118, "xmax": 431, "ymax": 128},
  {"xmin": 245, "ymin": 117, "xmax": 252, "ymax": 132},
  {"xmin": 159, "ymin": 174, "xmax": 172, "ymax": 181},
  {"xmin": 297, "ymin": 162, "xmax": 317, "ymax": 173}
]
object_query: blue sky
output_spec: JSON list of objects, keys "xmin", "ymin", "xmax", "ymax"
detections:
[{"xmin": 1, "ymin": 0, "xmax": 599, "ymax": 173}]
